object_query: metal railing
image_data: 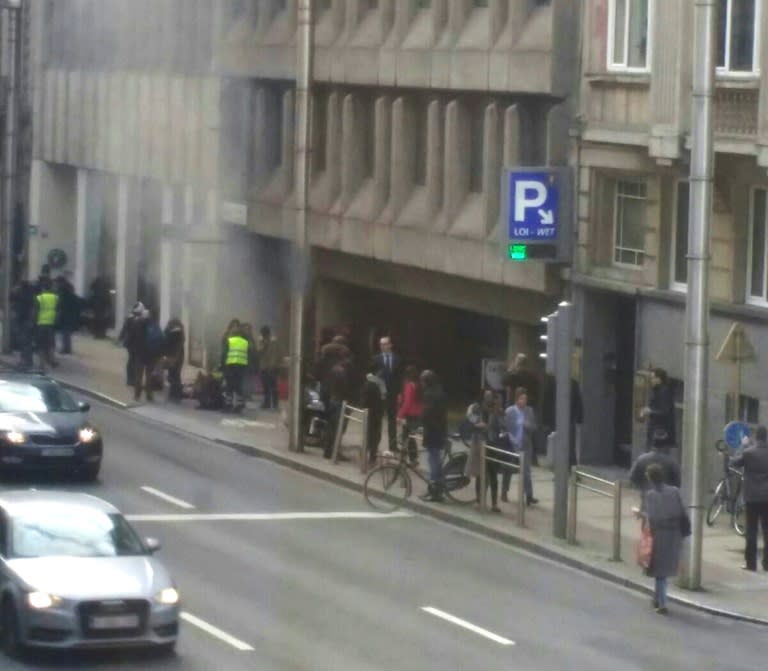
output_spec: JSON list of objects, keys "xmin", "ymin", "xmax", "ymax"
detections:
[
  {"xmin": 331, "ymin": 401, "xmax": 369, "ymax": 473},
  {"xmin": 479, "ymin": 442, "xmax": 526, "ymax": 527},
  {"xmin": 566, "ymin": 468, "xmax": 624, "ymax": 562}
]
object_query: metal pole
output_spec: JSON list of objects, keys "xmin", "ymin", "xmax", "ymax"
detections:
[
  {"xmin": 516, "ymin": 451, "xmax": 526, "ymax": 527},
  {"xmin": 680, "ymin": 0, "xmax": 717, "ymax": 590},
  {"xmin": 2, "ymin": 4, "xmax": 20, "ymax": 354},
  {"xmin": 288, "ymin": 0, "xmax": 313, "ymax": 452},
  {"xmin": 566, "ymin": 469, "xmax": 577, "ymax": 544},
  {"xmin": 553, "ymin": 301, "xmax": 573, "ymax": 538},
  {"xmin": 479, "ymin": 442, "xmax": 487, "ymax": 512},
  {"xmin": 360, "ymin": 408, "xmax": 368, "ymax": 474},
  {"xmin": 612, "ymin": 480, "xmax": 623, "ymax": 562}
]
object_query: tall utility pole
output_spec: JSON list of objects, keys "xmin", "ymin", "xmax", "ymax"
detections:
[
  {"xmin": 680, "ymin": 0, "xmax": 717, "ymax": 590},
  {"xmin": 288, "ymin": 0, "xmax": 313, "ymax": 452},
  {"xmin": 1, "ymin": 0, "xmax": 21, "ymax": 354}
]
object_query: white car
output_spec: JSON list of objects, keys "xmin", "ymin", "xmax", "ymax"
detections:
[{"xmin": 0, "ymin": 491, "xmax": 179, "ymax": 657}]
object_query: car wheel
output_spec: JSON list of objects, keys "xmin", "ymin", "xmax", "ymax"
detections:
[
  {"xmin": 81, "ymin": 463, "xmax": 101, "ymax": 482},
  {"xmin": 1, "ymin": 598, "xmax": 23, "ymax": 659}
]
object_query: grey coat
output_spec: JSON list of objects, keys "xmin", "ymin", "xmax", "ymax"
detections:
[
  {"xmin": 731, "ymin": 441, "xmax": 768, "ymax": 503},
  {"xmin": 643, "ymin": 484, "xmax": 686, "ymax": 578}
]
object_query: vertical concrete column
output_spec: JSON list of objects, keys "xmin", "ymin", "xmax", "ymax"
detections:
[
  {"xmin": 114, "ymin": 176, "xmax": 139, "ymax": 331},
  {"xmin": 448, "ymin": 0, "xmax": 471, "ymax": 38},
  {"xmin": 251, "ymin": 86, "xmax": 269, "ymax": 189},
  {"xmin": 326, "ymin": 92, "xmax": 342, "ymax": 200},
  {"xmin": 393, "ymin": 0, "xmax": 416, "ymax": 39},
  {"xmin": 503, "ymin": 104, "xmax": 521, "ymax": 166},
  {"xmin": 506, "ymin": 0, "xmax": 534, "ymax": 43},
  {"xmin": 426, "ymin": 99, "xmax": 443, "ymax": 216},
  {"xmin": 443, "ymin": 100, "xmax": 468, "ymax": 221},
  {"xmin": 379, "ymin": 0, "xmax": 395, "ymax": 40},
  {"xmin": 546, "ymin": 102, "xmax": 569, "ymax": 166},
  {"xmin": 507, "ymin": 321, "xmax": 533, "ymax": 364},
  {"xmin": 489, "ymin": 0, "xmax": 509, "ymax": 43},
  {"xmin": 159, "ymin": 186, "xmax": 173, "ymax": 327},
  {"xmin": 483, "ymin": 103, "xmax": 501, "ymax": 234},
  {"xmin": 28, "ymin": 161, "xmax": 46, "ymax": 280},
  {"xmin": 373, "ymin": 96, "xmax": 391, "ymax": 213},
  {"xmin": 388, "ymin": 97, "xmax": 414, "ymax": 220},
  {"xmin": 432, "ymin": 0, "xmax": 449, "ymax": 41},
  {"xmin": 340, "ymin": 93, "xmax": 360, "ymax": 208},
  {"xmin": 74, "ymin": 169, "xmax": 89, "ymax": 296},
  {"xmin": 281, "ymin": 88, "xmax": 296, "ymax": 193}
]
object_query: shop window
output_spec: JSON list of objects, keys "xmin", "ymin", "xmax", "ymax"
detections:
[
  {"xmin": 608, "ymin": 0, "xmax": 651, "ymax": 72},
  {"xmin": 613, "ymin": 179, "xmax": 647, "ymax": 266},
  {"xmin": 725, "ymin": 393, "xmax": 760, "ymax": 424},
  {"xmin": 748, "ymin": 187, "xmax": 768, "ymax": 302},
  {"xmin": 717, "ymin": 0, "xmax": 759, "ymax": 75}
]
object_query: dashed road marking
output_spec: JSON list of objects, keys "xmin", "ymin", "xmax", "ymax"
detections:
[
  {"xmin": 181, "ymin": 611, "xmax": 254, "ymax": 651},
  {"xmin": 421, "ymin": 606, "xmax": 516, "ymax": 646},
  {"xmin": 126, "ymin": 511, "xmax": 414, "ymax": 522},
  {"xmin": 140, "ymin": 486, "xmax": 196, "ymax": 510}
]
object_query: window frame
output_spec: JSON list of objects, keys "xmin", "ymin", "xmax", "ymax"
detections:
[
  {"xmin": 606, "ymin": 0, "xmax": 653, "ymax": 73},
  {"xmin": 612, "ymin": 178, "xmax": 648, "ymax": 268},
  {"xmin": 716, "ymin": 0, "xmax": 761, "ymax": 77},
  {"xmin": 670, "ymin": 180, "xmax": 689, "ymax": 292},
  {"xmin": 747, "ymin": 186, "xmax": 768, "ymax": 306}
]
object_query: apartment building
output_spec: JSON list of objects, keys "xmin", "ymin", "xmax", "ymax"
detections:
[
  {"xmin": 575, "ymin": 0, "xmax": 768, "ymax": 466},
  {"xmin": 28, "ymin": 0, "xmax": 578, "ymax": 396}
]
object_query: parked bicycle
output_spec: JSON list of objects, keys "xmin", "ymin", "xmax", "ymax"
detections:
[
  {"xmin": 363, "ymin": 434, "xmax": 475, "ymax": 512},
  {"xmin": 706, "ymin": 439, "xmax": 745, "ymax": 536}
]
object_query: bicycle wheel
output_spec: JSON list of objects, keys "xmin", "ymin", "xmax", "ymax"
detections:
[
  {"xmin": 733, "ymin": 493, "xmax": 746, "ymax": 537},
  {"xmin": 363, "ymin": 464, "xmax": 411, "ymax": 513},
  {"xmin": 706, "ymin": 480, "xmax": 726, "ymax": 526}
]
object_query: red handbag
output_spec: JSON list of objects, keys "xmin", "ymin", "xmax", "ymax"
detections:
[{"xmin": 637, "ymin": 522, "xmax": 653, "ymax": 570}]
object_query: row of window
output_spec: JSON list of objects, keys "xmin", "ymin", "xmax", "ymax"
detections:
[
  {"xmin": 608, "ymin": 176, "xmax": 768, "ymax": 304},
  {"xmin": 609, "ymin": 0, "xmax": 760, "ymax": 75}
]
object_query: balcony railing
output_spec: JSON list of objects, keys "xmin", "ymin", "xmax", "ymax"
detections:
[{"xmin": 714, "ymin": 87, "xmax": 758, "ymax": 137}]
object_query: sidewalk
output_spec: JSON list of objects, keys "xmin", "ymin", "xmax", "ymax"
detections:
[{"xmin": 7, "ymin": 335, "xmax": 768, "ymax": 625}]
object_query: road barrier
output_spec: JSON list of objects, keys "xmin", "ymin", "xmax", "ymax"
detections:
[
  {"xmin": 332, "ymin": 402, "xmax": 369, "ymax": 473},
  {"xmin": 566, "ymin": 468, "xmax": 624, "ymax": 561},
  {"xmin": 479, "ymin": 442, "xmax": 526, "ymax": 527}
]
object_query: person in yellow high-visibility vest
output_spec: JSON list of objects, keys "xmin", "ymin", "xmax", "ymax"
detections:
[
  {"xmin": 221, "ymin": 325, "xmax": 251, "ymax": 412},
  {"xmin": 33, "ymin": 277, "xmax": 60, "ymax": 370}
]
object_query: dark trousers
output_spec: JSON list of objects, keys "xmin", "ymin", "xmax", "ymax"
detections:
[
  {"xmin": 167, "ymin": 365, "xmax": 183, "ymax": 401},
  {"xmin": 132, "ymin": 359, "xmax": 156, "ymax": 401},
  {"xmin": 476, "ymin": 461, "xmax": 500, "ymax": 507},
  {"xmin": 501, "ymin": 447, "xmax": 533, "ymax": 500},
  {"xmin": 261, "ymin": 368, "xmax": 279, "ymax": 409},
  {"xmin": 35, "ymin": 325, "xmax": 56, "ymax": 369},
  {"xmin": 425, "ymin": 440, "xmax": 444, "ymax": 486},
  {"xmin": 19, "ymin": 321, "xmax": 34, "ymax": 369},
  {"xmin": 224, "ymin": 365, "xmax": 246, "ymax": 409},
  {"xmin": 366, "ymin": 412, "xmax": 382, "ymax": 460},
  {"xmin": 323, "ymin": 399, "xmax": 343, "ymax": 458},
  {"xmin": 59, "ymin": 329, "xmax": 73, "ymax": 354},
  {"xmin": 400, "ymin": 418, "xmax": 420, "ymax": 464},
  {"xmin": 126, "ymin": 351, "xmax": 137, "ymax": 386},
  {"xmin": 744, "ymin": 501, "xmax": 768, "ymax": 570},
  {"xmin": 385, "ymin": 395, "xmax": 398, "ymax": 451}
]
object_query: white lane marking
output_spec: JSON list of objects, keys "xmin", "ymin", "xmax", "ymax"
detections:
[
  {"xmin": 180, "ymin": 611, "xmax": 254, "ymax": 651},
  {"xmin": 140, "ymin": 486, "xmax": 196, "ymax": 510},
  {"xmin": 421, "ymin": 606, "xmax": 516, "ymax": 646},
  {"xmin": 127, "ymin": 511, "xmax": 413, "ymax": 522},
  {"xmin": 221, "ymin": 418, "xmax": 277, "ymax": 429}
]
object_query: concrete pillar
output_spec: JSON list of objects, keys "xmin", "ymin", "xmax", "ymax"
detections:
[
  {"xmin": 114, "ymin": 176, "xmax": 139, "ymax": 330},
  {"xmin": 340, "ymin": 94, "xmax": 360, "ymax": 208},
  {"xmin": 503, "ymin": 104, "xmax": 521, "ymax": 167},
  {"xmin": 373, "ymin": 96, "xmax": 391, "ymax": 214},
  {"xmin": 426, "ymin": 99, "xmax": 443, "ymax": 216},
  {"xmin": 388, "ymin": 97, "xmax": 414, "ymax": 220},
  {"xmin": 507, "ymin": 322, "xmax": 533, "ymax": 365},
  {"xmin": 483, "ymin": 103, "xmax": 500, "ymax": 234},
  {"xmin": 74, "ymin": 169, "xmax": 88, "ymax": 296},
  {"xmin": 159, "ymin": 185, "xmax": 173, "ymax": 327},
  {"xmin": 326, "ymin": 92, "xmax": 342, "ymax": 200},
  {"xmin": 443, "ymin": 100, "xmax": 468, "ymax": 221}
]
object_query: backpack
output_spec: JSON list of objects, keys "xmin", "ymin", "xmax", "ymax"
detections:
[{"xmin": 145, "ymin": 321, "xmax": 166, "ymax": 352}]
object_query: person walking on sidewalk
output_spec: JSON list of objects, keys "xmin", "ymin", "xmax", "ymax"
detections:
[
  {"xmin": 642, "ymin": 368, "xmax": 676, "ymax": 453},
  {"xmin": 419, "ymin": 370, "xmax": 447, "ymax": 503},
  {"xmin": 119, "ymin": 302, "xmax": 147, "ymax": 387},
  {"xmin": 731, "ymin": 425, "xmax": 768, "ymax": 572},
  {"xmin": 221, "ymin": 325, "xmax": 251, "ymax": 413},
  {"xmin": 56, "ymin": 276, "xmax": 81, "ymax": 355},
  {"xmin": 397, "ymin": 365, "xmax": 423, "ymax": 466},
  {"xmin": 503, "ymin": 387, "xmax": 538, "ymax": 506},
  {"xmin": 163, "ymin": 318, "xmax": 186, "ymax": 402},
  {"xmin": 258, "ymin": 325, "xmax": 282, "ymax": 411},
  {"xmin": 135, "ymin": 311, "xmax": 165, "ymax": 403},
  {"xmin": 639, "ymin": 463, "xmax": 689, "ymax": 614},
  {"xmin": 33, "ymin": 277, "xmax": 59, "ymax": 371},
  {"xmin": 360, "ymin": 366, "xmax": 386, "ymax": 466}
]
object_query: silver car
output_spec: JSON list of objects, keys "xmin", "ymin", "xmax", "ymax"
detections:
[{"xmin": 0, "ymin": 491, "xmax": 179, "ymax": 657}]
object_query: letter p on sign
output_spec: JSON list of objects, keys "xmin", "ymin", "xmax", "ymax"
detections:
[{"xmin": 514, "ymin": 181, "xmax": 547, "ymax": 222}]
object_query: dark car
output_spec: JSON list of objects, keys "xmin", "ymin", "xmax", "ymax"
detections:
[{"xmin": 0, "ymin": 375, "xmax": 102, "ymax": 481}]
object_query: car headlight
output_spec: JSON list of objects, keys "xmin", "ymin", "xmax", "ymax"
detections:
[
  {"xmin": 78, "ymin": 427, "xmax": 98, "ymax": 443},
  {"xmin": 155, "ymin": 587, "xmax": 180, "ymax": 605},
  {"xmin": 27, "ymin": 591, "xmax": 63, "ymax": 609},
  {"xmin": 5, "ymin": 430, "xmax": 27, "ymax": 444}
]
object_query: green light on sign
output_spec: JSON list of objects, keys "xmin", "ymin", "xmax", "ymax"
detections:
[{"xmin": 509, "ymin": 244, "xmax": 528, "ymax": 261}]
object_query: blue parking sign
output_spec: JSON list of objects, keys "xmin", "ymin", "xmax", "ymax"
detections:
[{"xmin": 508, "ymin": 171, "xmax": 559, "ymax": 241}]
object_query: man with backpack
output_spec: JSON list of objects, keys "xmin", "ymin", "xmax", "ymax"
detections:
[{"xmin": 120, "ymin": 304, "xmax": 165, "ymax": 403}]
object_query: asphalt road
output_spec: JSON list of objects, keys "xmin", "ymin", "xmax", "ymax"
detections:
[{"xmin": 1, "ymin": 399, "xmax": 767, "ymax": 670}]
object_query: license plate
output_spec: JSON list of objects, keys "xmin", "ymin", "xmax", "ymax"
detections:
[
  {"xmin": 90, "ymin": 614, "xmax": 140, "ymax": 629},
  {"xmin": 41, "ymin": 448, "xmax": 75, "ymax": 457}
]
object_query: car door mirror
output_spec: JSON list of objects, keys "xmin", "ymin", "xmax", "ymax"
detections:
[
  {"xmin": 78, "ymin": 401, "xmax": 91, "ymax": 412},
  {"xmin": 144, "ymin": 537, "xmax": 161, "ymax": 554}
]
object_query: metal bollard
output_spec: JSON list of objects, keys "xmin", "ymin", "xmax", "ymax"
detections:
[
  {"xmin": 359, "ymin": 408, "xmax": 369, "ymax": 474},
  {"xmin": 566, "ymin": 469, "xmax": 578, "ymax": 544},
  {"xmin": 516, "ymin": 451, "xmax": 526, "ymax": 527},
  {"xmin": 612, "ymin": 480, "xmax": 623, "ymax": 561},
  {"xmin": 479, "ymin": 441, "xmax": 487, "ymax": 513}
]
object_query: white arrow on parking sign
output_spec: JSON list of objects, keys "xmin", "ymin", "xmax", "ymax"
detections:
[{"xmin": 538, "ymin": 209, "xmax": 554, "ymax": 225}]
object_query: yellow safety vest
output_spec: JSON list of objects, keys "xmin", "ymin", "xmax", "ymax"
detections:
[
  {"xmin": 225, "ymin": 336, "xmax": 249, "ymax": 367},
  {"xmin": 36, "ymin": 292, "xmax": 59, "ymax": 326}
]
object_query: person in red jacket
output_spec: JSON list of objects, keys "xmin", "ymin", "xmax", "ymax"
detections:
[{"xmin": 397, "ymin": 365, "xmax": 423, "ymax": 466}]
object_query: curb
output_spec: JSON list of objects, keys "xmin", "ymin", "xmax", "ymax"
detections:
[{"xmin": 13, "ymin": 370, "xmax": 768, "ymax": 628}]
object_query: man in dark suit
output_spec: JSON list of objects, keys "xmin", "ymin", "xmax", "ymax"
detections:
[{"xmin": 371, "ymin": 336, "xmax": 403, "ymax": 452}]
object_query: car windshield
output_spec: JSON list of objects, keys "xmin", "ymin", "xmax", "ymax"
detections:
[
  {"xmin": 9, "ymin": 509, "xmax": 147, "ymax": 559},
  {"xmin": 0, "ymin": 380, "xmax": 79, "ymax": 413}
]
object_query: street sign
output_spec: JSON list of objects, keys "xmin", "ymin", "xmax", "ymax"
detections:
[{"xmin": 501, "ymin": 167, "xmax": 572, "ymax": 263}]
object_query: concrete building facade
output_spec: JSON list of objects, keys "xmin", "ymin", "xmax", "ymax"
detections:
[
  {"xmin": 28, "ymin": 0, "xmax": 578, "ymax": 397},
  {"xmin": 575, "ymin": 0, "xmax": 768, "ymax": 469}
]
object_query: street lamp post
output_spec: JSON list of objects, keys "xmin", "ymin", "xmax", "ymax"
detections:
[
  {"xmin": 288, "ymin": 0, "xmax": 313, "ymax": 452},
  {"xmin": 1, "ymin": 0, "xmax": 22, "ymax": 354},
  {"xmin": 680, "ymin": 0, "xmax": 717, "ymax": 590}
]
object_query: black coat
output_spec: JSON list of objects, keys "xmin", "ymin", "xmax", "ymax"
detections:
[
  {"xmin": 371, "ymin": 352, "xmax": 403, "ymax": 397},
  {"xmin": 629, "ymin": 450, "xmax": 681, "ymax": 491},
  {"xmin": 732, "ymin": 442, "xmax": 768, "ymax": 503},
  {"xmin": 421, "ymin": 385, "xmax": 447, "ymax": 448},
  {"xmin": 360, "ymin": 379, "xmax": 384, "ymax": 424},
  {"xmin": 57, "ymin": 286, "xmax": 81, "ymax": 332},
  {"xmin": 647, "ymin": 383, "xmax": 676, "ymax": 447}
]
